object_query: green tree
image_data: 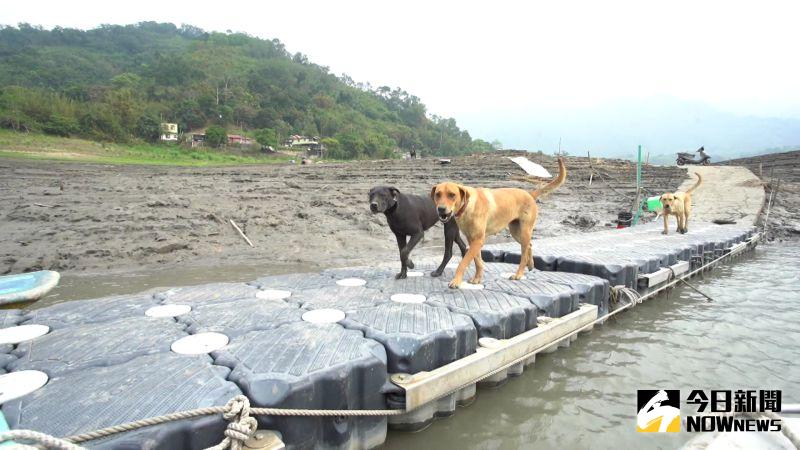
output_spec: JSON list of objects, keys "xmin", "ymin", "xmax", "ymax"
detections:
[
  {"xmin": 43, "ymin": 113, "xmax": 79, "ymax": 137},
  {"xmin": 205, "ymin": 125, "xmax": 227, "ymax": 148},
  {"xmin": 364, "ymin": 133, "xmax": 396, "ymax": 158},
  {"xmin": 254, "ymin": 128, "xmax": 277, "ymax": 147},
  {"xmin": 335, "ymin": 131, "xmax": 365, "ymax": 159},
  {"xmin": 312, "ymin": 93, "xmax": 334, "ymax": 109},
  {"xmin": 79, "ymin": 106, "xmax": 125, "ymax": 141},
  {"xmin": 135, "ymin": 114, "xmax": 161, "ymax": 142},
  {"xmin": 320, "ymin": 137, "xmax": 341, "ymax": 158},
  {"xmin": 110, "ymin": 73, "xmax": 142, "ymax": 90},
  {"xmin": 470, "ymin": 139, "xmax": 494, "ymax": 153}
]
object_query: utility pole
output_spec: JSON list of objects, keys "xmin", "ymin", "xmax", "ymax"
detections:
[{"xmin": 632, "ymin": 145, "xmax": 644, "ymax": 225}]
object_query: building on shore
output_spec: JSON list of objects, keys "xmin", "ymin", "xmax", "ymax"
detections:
[
  {"xmin": 160, "ymin": 123, "xmax": 179, "ymax": 141},
  {"xmin": 284, "ymin": 135, "xmax": 326, "ymax": 157},
  {"xmin": 187, "ymin": 130, "xmax": 256, "ymax": 148},
  {"xmin": 190, "ymin": 132, "xmax": 206, "ymax": 148},
  {"xmin": 227, "ymin": 134, "xmax": 254, "ymax": 146}
]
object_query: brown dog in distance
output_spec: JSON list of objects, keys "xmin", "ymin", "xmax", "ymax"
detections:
[
  {"xmin": 660, "ymin": 172, "xmax": 702, "ymax": 235},
  {"xmin": 432, "ymin": 158, "xmax": 567, "ymax": 288}
]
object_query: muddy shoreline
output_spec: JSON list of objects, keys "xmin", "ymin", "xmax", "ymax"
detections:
[{"xmin": 2, "ymin": 153, "xmax": 695, "ymax": 302}]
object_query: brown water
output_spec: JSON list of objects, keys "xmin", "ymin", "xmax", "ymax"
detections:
[
  {"xmin": 384, "ymin": 244, "xmax": 799, "ymax": 449},
  {"xmin": 27, "ymin": 261, "xmax": 318, "ymax": 309}
]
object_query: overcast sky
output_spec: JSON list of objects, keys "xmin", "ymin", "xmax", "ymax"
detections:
[{"xmin": 5, "ymin": 0, "xmax": 800, "ymax": 123}]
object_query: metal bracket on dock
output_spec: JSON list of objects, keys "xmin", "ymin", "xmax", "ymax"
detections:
[
  {"xmin": 389, "ymin": 304, "xmax": 598, "ymax": 411},
  {"xmin": 637, "ymin": 261, "xmax": 691, "ymax": 289}
]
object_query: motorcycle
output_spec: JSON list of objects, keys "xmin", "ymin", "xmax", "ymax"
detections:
[{"xmin": 676, "ymin": 146, "xmax": 711, "ymax": 166}]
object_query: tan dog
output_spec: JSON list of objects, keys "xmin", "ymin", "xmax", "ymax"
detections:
[
  {"xmin": 660, "ymin": 172, "xmax": 702, "ymax": 235},
  {"xmin": 432, "ymin": 158, "xmax": 567, "ymax": 288}
]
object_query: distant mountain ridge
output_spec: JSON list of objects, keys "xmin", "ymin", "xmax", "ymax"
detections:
[{"xmin": 460, "ymin": 97, "xmax": 800, "ymax": 163}]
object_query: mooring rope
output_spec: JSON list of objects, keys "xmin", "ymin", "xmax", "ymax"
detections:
[
  {"xmin": 204, "ymin": 396, "xmax": 257, "ymax": 450},
  {"xmin": 0, "ymin": 395, "xmax": 405, "ymax": 450},
  {"xmin": 609, "ymin": 285, "xmax": 642, "ymax": 308},
  {"xmin": 667, "ymin": 267, "xmax": 715, "ymax": 301},
  {"xmin": 678, "ymin": 278, "xmax": 714, "ymax": 302},
  {"xmin": 0, "ymin": 430, "xmax": 84, "ymax": 450}
]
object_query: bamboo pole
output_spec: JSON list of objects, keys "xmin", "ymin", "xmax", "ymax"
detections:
[{"xmin": 230, "ymin": 219, "xmax": 254, "ymax": 247}]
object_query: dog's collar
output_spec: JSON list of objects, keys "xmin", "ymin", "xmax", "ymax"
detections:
[{"xmin": 454, "ymin": 201, "xmax": 468, "ymax": 219}]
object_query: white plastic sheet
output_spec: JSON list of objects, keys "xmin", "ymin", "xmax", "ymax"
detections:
[{"xmin": 507, "ymin": 156, "xmax": 553, "ymax": 178}]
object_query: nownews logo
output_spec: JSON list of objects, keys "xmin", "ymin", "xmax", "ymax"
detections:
[
  {"xmin": 685, "ymin": 389, "xmax": 782, "ymax": 432},
  {"xmin": 637, "ymin": 389, "xmax": 783, "ymax": 433},
  {"xmin": 637, "ymin": 390, "xmax": 681, "ymax": 432}
]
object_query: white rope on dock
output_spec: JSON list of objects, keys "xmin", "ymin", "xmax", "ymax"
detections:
[
  {"xmin": 610, "ymin": 285, "xmax": 642, "ymax": 307},
  {"xmin": 0, "ymin": 429, "xmax": 84, "ymax": 449},
  {"xmin": 0, "ymin": 395, "xmax": 405, "ymax": 450}
]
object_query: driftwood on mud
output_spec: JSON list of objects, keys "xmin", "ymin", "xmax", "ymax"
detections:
[
  {"xmin": 230, "ymin": 219, "xmax": 254, "ymax": 247},
  {"xmin": 207, "ymin": 213, "xmax": 223, "ymax": 224}
]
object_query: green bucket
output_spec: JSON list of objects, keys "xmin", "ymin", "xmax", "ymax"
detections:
[{"xmin": 646, "ymin": 196, "xmax": 662, "ymax": 211}]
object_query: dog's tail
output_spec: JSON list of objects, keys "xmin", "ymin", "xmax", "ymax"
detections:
[
  {"xmin": 686, "ymin": 172, "xmax": 702, "ymax": 194},
  {"xmin": 529, "ymin": 157, "xmax": 567, "ymax": 199}
]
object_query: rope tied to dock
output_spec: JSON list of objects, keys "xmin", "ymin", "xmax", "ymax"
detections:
[
  {"xmin": 206, "ymin": 396, "xmax": 258, "ymax": 450},
  {"xmin": 610, "ymin": 285, "xmax": 642, "ymax": 307},
  {"xmin": 0, "ymin": 394, "xmax": 407, "ymax": 450}
]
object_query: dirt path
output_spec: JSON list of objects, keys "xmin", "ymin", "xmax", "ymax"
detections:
[
  {"xmin": 678, "ymin": 165, "xmax": 765, "ymax": 225},
  {"xmin": 717, "ymin": 150, "xmax": 800, "ymax": 240}
]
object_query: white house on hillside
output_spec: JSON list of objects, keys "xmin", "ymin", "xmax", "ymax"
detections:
[{"xmin": 160, "ymin": 123, "xmax": 179, "ymax": 141}]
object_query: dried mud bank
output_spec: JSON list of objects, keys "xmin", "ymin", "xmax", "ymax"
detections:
[
  {"xmin": 718, "ymin": 150, "xmax": 800, "ymax": 241},
  {"xmin": 1, "ymin": 153, "xmax": 688, "ymax": 279}
]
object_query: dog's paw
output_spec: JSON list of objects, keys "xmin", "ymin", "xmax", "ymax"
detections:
[
  {"xmin": 430, "ymin": 270, "xmax": 442, "ymax": 278},
  {"xmin": 407, "ymin": 260, "xmax": 415, "ymax": 269},
  {"xmin": 468, "ymin": 277, "xmax": 483, "ymax": 285},
  {"xmin": 395, "ymin": 272, "xmax": 407, "ymax": 280},
  {"xmin": 508, "ymin": 274, "xmax": 523, "ymax": 281},
  {"xmin": 662, "ymin": 231, "xmax": 669, "ymax": 235},
  {"xmin": 448, "ymin": 280, "xmax": 461, "ymax": 289}
]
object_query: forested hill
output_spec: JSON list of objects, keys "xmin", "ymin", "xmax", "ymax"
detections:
[{"xmin": 0, "ymin": 22, "xmax": 492, "ymax": 158}]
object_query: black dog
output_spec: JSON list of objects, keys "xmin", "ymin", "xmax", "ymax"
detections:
[{"xmin": 369, "ymin": 186, "xmax": 467, "ymax": 279}]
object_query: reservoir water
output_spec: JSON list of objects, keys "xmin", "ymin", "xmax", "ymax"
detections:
[
  {"xmin": 385, "ymin": 244, "xmax": 799, "ymax": 449},
  {"xmin": 9, "ymin": 242, "xmax": 797, "ymax": 449}
]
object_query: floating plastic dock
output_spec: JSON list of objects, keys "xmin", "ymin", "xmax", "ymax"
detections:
[{"xmin": 0, "ymin": 221, "xmax": 758, "ymax": 449}]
